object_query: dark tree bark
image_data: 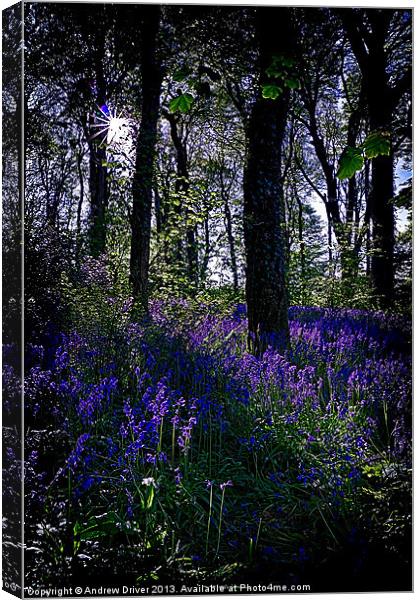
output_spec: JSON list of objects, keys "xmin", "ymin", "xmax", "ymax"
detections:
[
  {"xmin": 130, "ymin": 6, "xmax": 163, "ymax": 309},
  {"xmin": 88, "ymin": 23, "xmax": 108, "ymax": 257},
  {"xmin": 243, "ymin": 7, "xmax": 293, "ymax": 355},
  {"xmin": 364, "ymin": 159, "xmax": 372, "ymax": 277},
  {"xmin": 200, "ymin": 216, "xmax": 211, "ymax": 282},
  {"xmin": 219, "ymin": 166, "xmax": 238, "ymax": 290},
  {"xmin": 76, "ymin": 145, "xmax": 85, "ymax": 264},
  {"xmin": 363, "ymin": 12, "xmax": 395, "ymax": 307},
  {"xmin": 165, "ymin": 112, "xmax": 199, "ymax": 287},
  {"xmin": 327, "ymin": 220, "xmax": 333, "ymax": 277},
  {"xmin": 296, "ymin": 189, "xmax": 306, "ymax": 304},
  {"xmin": 154, "ymin": 183, "xmax": 163, "ymax": 236},
  {"xmin": 298, "ymin": 88, "xmax": 357, "ymax": 281},
  {"xmin": 297, "ymin": 32, "xmax": 373, "ymax": 288},
  {"xmin": 223, "ymin": 196, "xmax": 239, "ymax": 291},
  {"xmin": 369, "ymin": 151, "xmax": 394, "ymax": 306},
  {"xmin": 341, "ymin": 97, "xmax": 364, "ymax": 282},
  {"xmin": 338, "ymin": 8, "xmax": 411, "ymax": 307},
  {"xmin": 297, "ymin": 72, "xmax": 344, "ymax": 243}
]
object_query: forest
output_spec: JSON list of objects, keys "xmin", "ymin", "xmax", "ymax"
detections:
[{"xmin": 2, "ymin": 3, "xmax": 412, "ymax": 594}]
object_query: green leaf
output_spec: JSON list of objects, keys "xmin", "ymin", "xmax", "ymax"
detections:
[
  {"xmin": 282, "ymin": 56, "xmax": 296, "ymax": 68},
  {"xmin": 265, "ymin": 64, "xmax": 283, "ymax": 78},
  {"xmin": 362, "ymin": 130, "xmax": 391, "ymax": 159},
  {"xmin": 261, "ymin": 84, "xmax": 282, "ymax": 100},
  {"xmin": 337, "ymin": 146, "xmax": 364, "ymax": 180},
  {"xmin": 73, "ymin": 521, "xmax": 81, "ymax": 536},
  {"xmin": 265, "ymin": 54, "xmax": 295, "ymax": 79},
  {"xmin": 146, "ymin": 486, "xmax": 155, "ymax": 510},
  {"xmin": 173, "ymin": 66, "xmax": 191, "ymax": 82},
  {"xmin": 169, "ymin": 93, "xmax": 194, "ymax": 113},
  {"xmin": 284, "ymin": 78, "xmax": 300, "ymax": 90}
]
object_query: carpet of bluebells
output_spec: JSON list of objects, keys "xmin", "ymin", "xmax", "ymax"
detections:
[{"xmin": 3, "ymin": 278, "xmax": 412, "ymax": 590}]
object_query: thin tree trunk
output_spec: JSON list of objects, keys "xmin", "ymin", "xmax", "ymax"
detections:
[
  {"xmin": 154, "ymin": 183, "xmax": 163, "ymax": 236},
  {"xmin": 342, "ymin": 107, "xmax": 362, "ymax": 281},
  {"xmin": 220, "ymin": 172, "xmax": 238, "ymax": 290},
  {"xmin": 200, "ymin": 216, "xmax": 211, "ymax": 282},
  {"xmin": 130, "ymin": 6, "xmax": 163, "ymax": 309},
  {"xmin": 76, "ymin": 149, "xmax": 84, "ymax": 264},
  {"xmin": 364, "ymin": 159, "xmax": 371, "ymax": 277},
  {"xmin": 296, "ymin": 192, "xmax": 306, "ymax": 304},
  {"xmin": 224, "ymin": 198, "xmax": 238, "ymax": 291},
  {"xmin": 166, "ymin": 113, "xmax": 199, "ymax": 287},
  {"xmin": 302, "ymin": 98, "xmax": 345, "ymax": 249},
  {"xmin": 88, "ymin": 26, "xmax": 108, "ymax": 257},
  {"xmin": 327, "ymin": 219, "xmax": 333, "ymax": 277}
]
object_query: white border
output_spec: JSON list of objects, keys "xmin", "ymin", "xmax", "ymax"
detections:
[{"xmin": 0, "ymin": 1, "xmax": 414, "ymax": 600}]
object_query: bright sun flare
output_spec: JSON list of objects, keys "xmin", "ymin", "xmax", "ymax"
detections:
[{"xmin": 90, "ymin": 105, "xmax": 131, "ymax": 150}]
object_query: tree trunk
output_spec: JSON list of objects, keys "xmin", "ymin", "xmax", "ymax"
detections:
[
  {"xmin": 364, "ymin": 159, "xmax": 371, "ymax": 277},
  {"xmin": 200, "ymin": 216, "xmax": 211, "ymax": 282},
  {"xmin": 369, "ymin": 151, "xmax": 394, "ymax": 305},
  {"xmin": 303, "ymin": 102, "xmax": 344, "ymax": 243},
  {"xmin": 342, "ymin": 106, "xmax": 362, "ymax": 282},
  {"xmin": 296, "ymin": 192, "xmax": 306, "ymax": 304},
  {"xmin": 366, "ymin": 64, "xmax": 394, "ymax": 307},
  {"xmin": 339, "ymin": 9, "xmax": 396, "ymax": 307},
  {"xmin": 76, "ymin": 148, "xmax": 84, "ymax": 265},
  {"xmin": 130, "ymin": 6, "xmax": 162, "ymax": 310},
  {"xmin": 220, "ymin": 171, "xmax": 238, "ymax": 290},
  {"xmin": 88, "ymin": 27, "xmax": 108, "ymax": 257},
  {"xmin": 243, "ymin": 8, "xmax": 292, "ymax": 356},
  {"xmin": 224, "ymin": 197, "xmax": 239, "ymax": 291},
  {"xmin": 154, "ymin": 183, "xmax": 163, "ymax": 236},
  {"xmin": 166, "ymin": 113, "xmax": 199, "ymax": 287},
  {"xmin": 327, "ymin": 219, "xmax": 333, "ymax": 277}
]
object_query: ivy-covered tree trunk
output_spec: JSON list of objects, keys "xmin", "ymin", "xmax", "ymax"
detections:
[
  {"xmin": 130, "ymin": 6, "xmax": 163, "ymax": 309},
  {"xmin": 243, "ymin": 8, "xmax": 292, "ymax": 355},
  {"xmin": 166, "ymin": 113, "xmax": 199, "ymax": 287}
]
